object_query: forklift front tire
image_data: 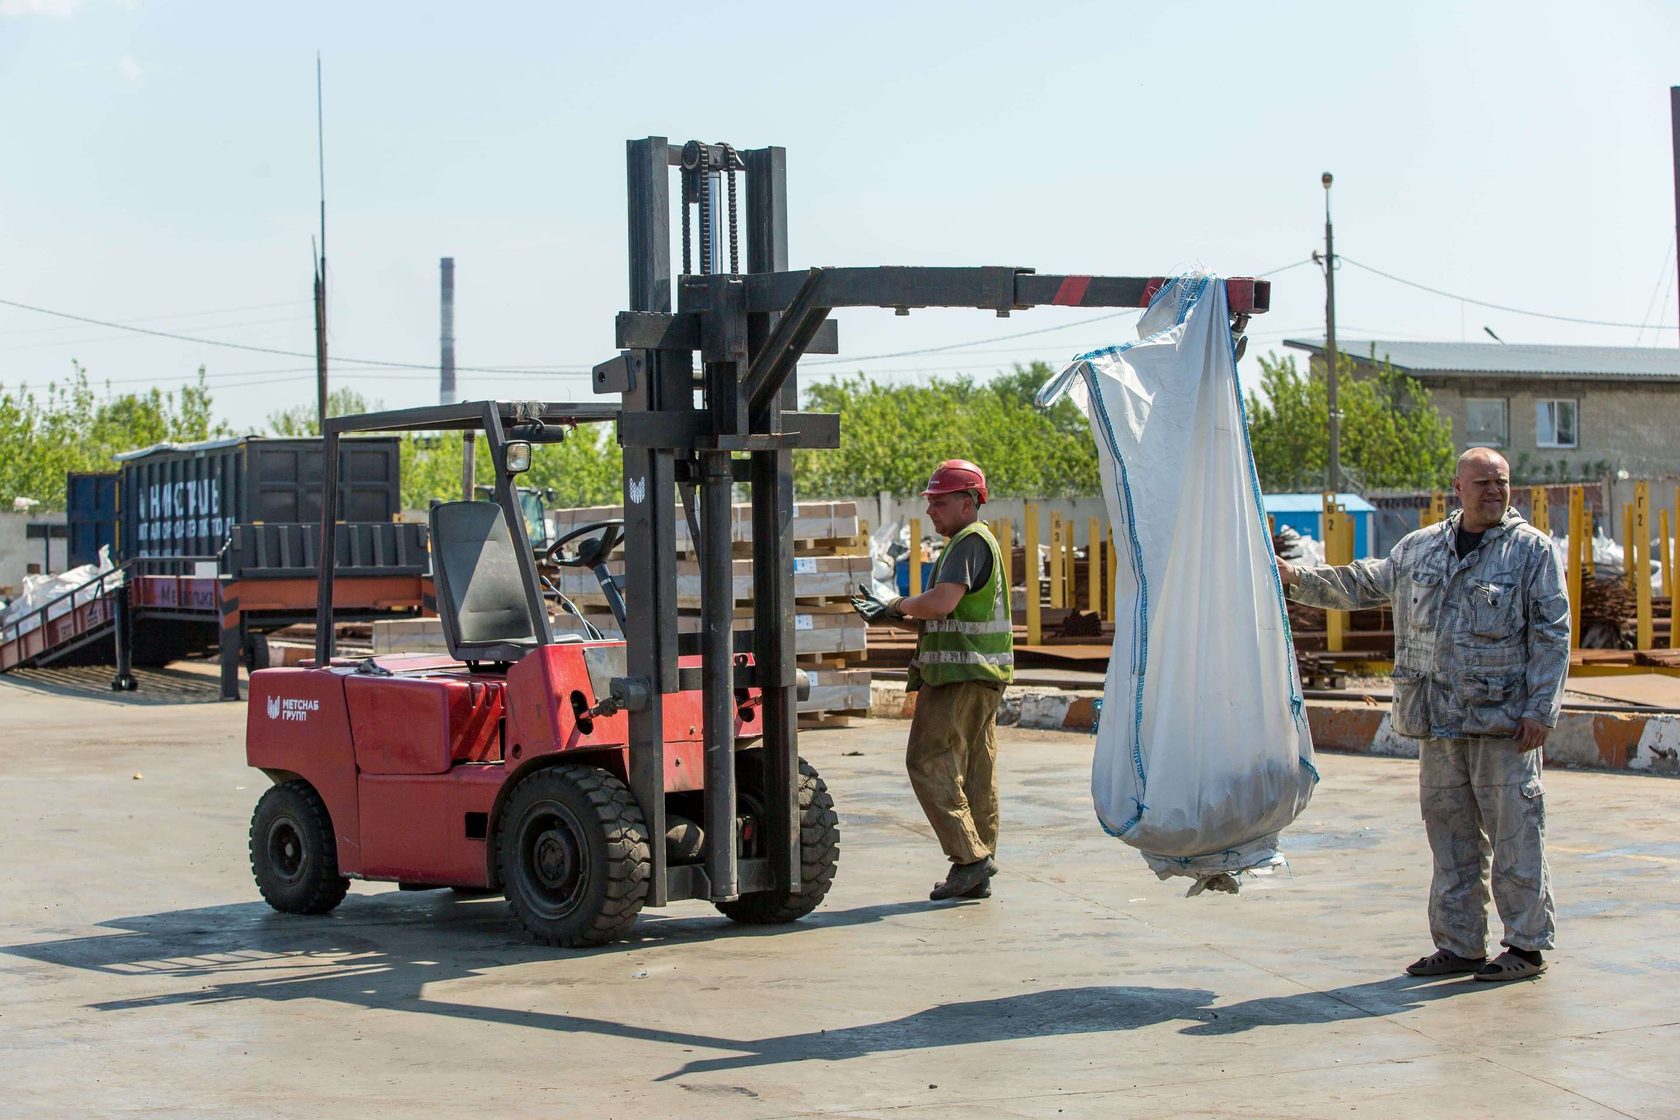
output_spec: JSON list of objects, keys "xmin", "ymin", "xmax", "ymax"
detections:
[
  {"xmin": 716, "ymin": 755, "xmax": 840, "ymax": 925},
  {"xmin": 498, "ymin": 766, "xmax": 650, "ymax": 947},
  {"xmin": 250, "ymin": 780, "xmax": 351, "ymax": 915}
]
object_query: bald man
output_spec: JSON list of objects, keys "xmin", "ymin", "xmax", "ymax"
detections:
[{"xmin": 1277, "ymin": 449, "xmax": 1569, "ymax": 982}]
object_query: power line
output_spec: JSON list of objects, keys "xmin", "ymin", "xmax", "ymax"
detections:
[
  {"xmin": 1257, "ymin": 258, "xmax": 1315, "ymax": 277},
  {"xmin": 0, "ymin": 315, "xmax": 310, "ymax": 354},
  {"xmin": 1341, "ymin": 257, "xmax": 1679, "ymax": 330},
  {"xmin": 0, "ymin": 299, "xmax": 306, "ymax": 337},
  {"xmin": 0, "ymin": 294, "xmax": 582, "ymax": 376}
]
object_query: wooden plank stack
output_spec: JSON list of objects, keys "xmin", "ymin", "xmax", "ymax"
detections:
[{"xmin": 549, "ymin": 500, "xmax": 873, "ymax": 728}]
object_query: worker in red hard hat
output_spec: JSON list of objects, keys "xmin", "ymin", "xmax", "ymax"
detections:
[{"xmin": 851, "ymin": 459, "xmax": 1013, "ymax": 902}]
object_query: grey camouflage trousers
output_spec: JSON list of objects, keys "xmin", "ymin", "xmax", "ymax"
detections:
[{"xmin": 1419, "ymin": 738, "xmax": 1556, "ymax": 958}]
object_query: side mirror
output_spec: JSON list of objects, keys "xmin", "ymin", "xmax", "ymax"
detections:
[{"xmin": 505, "ymin": 441, "xmax": 533, "ymax": 474}]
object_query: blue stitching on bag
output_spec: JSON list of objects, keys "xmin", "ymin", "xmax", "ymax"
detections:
[
  {"xmin": 1224, "ymin": 281, "xmax": 1308, "ymax": 731},
  {"xmin": 1077, "ymin": 275, "xmax": 1209, "ymax": 838}
]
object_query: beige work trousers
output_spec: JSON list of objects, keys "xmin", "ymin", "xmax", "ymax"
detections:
[{"xmin": 906, "ymin": 679, "xmax": 1003, "ymax": 865}]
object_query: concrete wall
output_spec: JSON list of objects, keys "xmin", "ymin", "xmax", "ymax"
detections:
[
  {"xmin": 1423, "ymin": 376, "xmax": 1677, "ymax": 481},
  {"xmin": 0, "ymin": 512, "xmax": 68, "ymax": 594}
]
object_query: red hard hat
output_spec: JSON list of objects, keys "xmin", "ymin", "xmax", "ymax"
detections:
[{"xmin": 921, "ymin": 459, "xmax": 988, "ymax": 504}]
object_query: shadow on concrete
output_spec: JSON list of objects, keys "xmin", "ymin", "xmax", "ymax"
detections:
[
  {"xmin": 1, "ymin": 893, "xmax": 1214, "ymax": 1078},
  {"xmin": 5, "ymin": 896, "xmax": 1501, "ymax": 1077},
  {"xmin": 0, "ymin": 663, "xmax": 238, "ymax": 705},
  {"xmin": 655, "ymin": 984, "xmax": 1217, "ymax": 1079},
  {"xmin": 0, "ymin": 890, "xmax": 945, "ymax": 1008},
  {"xmin": 1177, "ymin": 971, "xmax": 1500, "ymax": 1035}
]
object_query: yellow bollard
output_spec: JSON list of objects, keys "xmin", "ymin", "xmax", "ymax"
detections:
[
  {"xmin": 1635, "ymin": 484, "xmax": 1653, "ymax": 649},
  {"xmin": 1048, "ymin": 511, "xmax": 1063, "ymax": 609},
  {"xmin": 1584, "ymin": 491, "xmax": 1596, "ymax": 578},
  {"xmin": 1064, "ymin": 516, "xmax": 1078, "ymax": 610},
  {"xmin": 1567, "ymin": 486, "xmax": 1585, "ymax": 649},
  {"xmin": 1671, "ymin": 490, "xmax": 1680, "ymax": 650},
  {"xmin": 1660, "ymin": 508, "xmax": 1672, "ymax": 601},
  {"xmin": 1024, "ymin": 503, "xmax": 1042, "ymax": 646},
  {"xmin": 1622, "ymin": 502, "xmax": 1635, "ymax": 589},
  {"xmin": 907, "ymin": 516, "xmax": 922, "ymax": 597},
  {"xmin": 1106, "ymin": 524, "xmax": 1118, "ymax": 624},
  {"xmin": 1323, "ymin": 493, "xmax": 1348, "ymax": 653},
  {"xmin": 1088, "ymin": 517, "xmax": 1101, "ymax": 614},
  {"xmin": 1529, "ymin": 486, "xmax": 1550, "ymax": 534},
  {"xmin": 1421, "ymin": 490, "xmax": 1448, "ymax": 528}
]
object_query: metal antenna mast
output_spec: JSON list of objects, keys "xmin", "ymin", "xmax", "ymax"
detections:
[
  {"xmin": 440, "ymin": 257, "xmax": 456, "ymax": 405},
  {"xmin": 313, "ymin": 54, "xmax": 329, "ymax": 435}
]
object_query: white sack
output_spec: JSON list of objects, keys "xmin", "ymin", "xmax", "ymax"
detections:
[
  {"xmin": 1039, "ymin": 275, "xmax": 1317, "ymax": 891},
  {"xmin": 0, "ymin": 546, "xmax": 122, "ymax": 642}
]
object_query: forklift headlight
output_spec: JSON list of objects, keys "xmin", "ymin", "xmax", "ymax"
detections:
[{"xmin": 505, "ymin": 441, "xmax": 533, "ymax": 474}]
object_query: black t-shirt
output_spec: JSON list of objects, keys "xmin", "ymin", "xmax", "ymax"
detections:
[
  {"xmin": 1454, "ymin": 525, "xmax": 1486, "ymax": 560},
  {"xmin": 934, "ymin": 531, "xmax": 994, "ymax": 592}
]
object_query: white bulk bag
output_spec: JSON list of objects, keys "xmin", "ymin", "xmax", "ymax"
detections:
[{"xmin": 1039, "ymin": 275, "xmax": 1317, "ymax": 892}]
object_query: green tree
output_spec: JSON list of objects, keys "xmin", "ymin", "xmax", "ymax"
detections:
[
  {"xmin": 264, "ymin": 388, "xmax": 376, "ymax": 436},
  {"xmin": 793, "ymin": 362, "xmax": 1100, "ymax": 498},
  {"xmin": 0, "ymin": 363, "xmax": 229, "ymax": 509},
  {"xmin": 1244, "ymin": 351, "xmax": 1455, "ymax": 492}
]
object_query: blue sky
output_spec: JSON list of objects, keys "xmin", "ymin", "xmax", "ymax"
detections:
[{"xmin": 2, "ymin": 0, "xmax": 1678, "ymax": 432}]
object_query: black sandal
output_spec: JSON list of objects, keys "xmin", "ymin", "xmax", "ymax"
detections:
[
  {"xmin": 1473, "ymin": 950, "xmax": 1547, "ymax": 982},
  {"xmin": 1406, "ymin": 949, "xmax": 1487, "ymax": 976}
]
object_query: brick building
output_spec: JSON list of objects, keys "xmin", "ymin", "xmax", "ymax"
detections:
[{"xmin": 1283, "ymin": 340, "xmax": 1680, "ymax": 482}]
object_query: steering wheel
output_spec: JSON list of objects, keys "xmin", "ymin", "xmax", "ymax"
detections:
[{"xmin": 545, "ymin": 519, "xmax": 624, "ymax": 569}]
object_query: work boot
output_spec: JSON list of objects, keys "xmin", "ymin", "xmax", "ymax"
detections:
[{"xmin": 929, "ymin": 856, "xmax": 996, "ymax": 901}]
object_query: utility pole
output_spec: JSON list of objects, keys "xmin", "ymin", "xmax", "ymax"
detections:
[
  {"xmin": 1670, "ymin": 88, "xmax": 1680, "ymax": 347},
  {"xmin": 1316, "ymin": 171, "xmax": 1341, "ymax": 493}
]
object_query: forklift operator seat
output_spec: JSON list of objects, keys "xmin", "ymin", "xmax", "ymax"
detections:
[{"xmin": 429, "ymin": 500, "xmax": 543, "ymax": 663}]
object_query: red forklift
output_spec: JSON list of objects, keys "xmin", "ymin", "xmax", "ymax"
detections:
[
  {"xmin": 243, "ymin": 135, "xmax": 1270, "ymax": 946},
  {"xmin": 245, "ymin": 400, "xmax": 835, "ymax": 946}
]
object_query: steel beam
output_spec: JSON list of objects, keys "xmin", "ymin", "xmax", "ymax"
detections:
[
  {"xmin": 736, "ymin": 268, "xmax": 1271, "ymax": 315},
  {"xmin": 743, "ymin": 267, "xmax": 832, "ymax": 418},
  {"xmin": 743, "ymin": 142, "xmax": 801, "ymax": 897},
  {"xmin": 699, "ymin": 451, "xmax": 738, "ymax": 900},
  {"xmin": 624, "ymin": 136, "xmax": 677, "ymax": 907},
  {"xmin": 314, "ymin": 424, "xmax": 339, "ymax": 667}
]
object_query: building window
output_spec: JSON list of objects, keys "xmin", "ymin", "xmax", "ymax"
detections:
[
  {"xmin": 1536, "ymin": 399, "xmax": 1578, "ymax": 448},
  {"xmin": 1465, "ymin": 398, "xmax": 1507, "ymax": 447}
]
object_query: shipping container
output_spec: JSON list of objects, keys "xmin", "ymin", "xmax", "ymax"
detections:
[
  {"xmin": 106, "ymin": 436, "xmax": 403, "ymax": 561},
  {"xmin": 66, "ymin": 472, "xmax": 118, "ymax": 567}
]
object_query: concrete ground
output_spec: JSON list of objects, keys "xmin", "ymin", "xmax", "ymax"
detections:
[{"xmin": 2, "ymin": 665, "xmax": 1677, "ymax": 1119}]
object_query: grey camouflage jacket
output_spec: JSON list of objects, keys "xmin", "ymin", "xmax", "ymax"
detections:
[{"xmin": 1287, "ymin": 508, "xmax": 1570, "ymax": 739}]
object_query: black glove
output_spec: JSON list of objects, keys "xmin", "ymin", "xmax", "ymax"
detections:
[{"xmin": 850, "ymin": 583, "xmax": 903, "ymax": 624}]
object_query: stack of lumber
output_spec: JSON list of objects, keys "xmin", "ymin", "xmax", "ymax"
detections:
[
  {"xmin": 549, "ymin": 500, "xmax": 872, "ymax": 727},
  {"xmin": 1578, "ymin": 576, "xmax": 1635, "ymax": 649}
]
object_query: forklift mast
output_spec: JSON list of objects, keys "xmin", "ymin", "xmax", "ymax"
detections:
[
  {"xmin": 595, "ymin": 137, "xmax": 1269, "ymax": 909},
  {"xmin": 308, "ymin": 135, "xmax": 1269, "ymax": 915}
]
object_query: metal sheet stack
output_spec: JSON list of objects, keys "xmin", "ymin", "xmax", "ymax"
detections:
[{"xmin": 550, "ymin": 500, "xmax": 873, "ymax": 727}]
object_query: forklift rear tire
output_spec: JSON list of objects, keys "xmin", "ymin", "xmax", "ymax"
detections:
[
  {"xmin": 498, "ymin": 766, "xmax": 650, "ymax": 947},
  {"xmin": 715, "ymin": 755, "xmax": 840, "ymax": 925},
  {"xmin": 250, "ymin": 780, "xmax": 351, "ymax": 915}
]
